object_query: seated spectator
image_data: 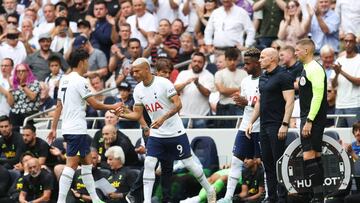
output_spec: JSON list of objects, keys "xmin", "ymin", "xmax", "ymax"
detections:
[
  {"xmin": 50, "ymin": 17, "xmax": 73, "ymax": 55},
  {"xmin": 44, "ymin": 55, "xmax": 64, "ymax": 100},
  {"xmin": 0, "ymin": 25, "xmax": 27, "ymax": 66},
  {"xmin": 24, "ymin": 33, "xmax": 69, "ymax": 82},
  {"xmin": 92, "ymin": 114, "xmax": 139, "ymax": 168},
  {"xmin": 277, "ymin": 0, "xmax": 308, "ymax": 47},
  {"xmin": 171, "ymin": 18, "xmax": 185, "ymax": 36},
  {"xmin": 67, "ymin": 148, "xmax": 107, "ymax": 203},
  {"xmin": 177, "ymin": 32, "xmax": 195, "ymax": 72},
  {"xmin": 104, "ymin": 146, "xmax": 138, "ymax": 203},
  {"xmin": 0, "ymin": 115, "xmax": 25, "ymax": 169},
  {"xmin": 19, "ymin": 158, "xmax": 54, "ymax": 203},
  {"xmin": 8, "ymin": 64, "xmax": 40, "ymax": 131}
]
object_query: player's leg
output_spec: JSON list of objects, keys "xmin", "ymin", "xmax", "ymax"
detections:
[
  {"xmin": 301, "ymin": 125, "xmax": 324, "ymax": 203},
  {"xmin": 80, "ymin": 135, "xmax": 103, "ymax": 203},
  {"xmin": 175, "ymin": 134, "xmax": 216, "ymax": 202},
  {"xmin": 58, "ymin": 135, "xmax": 80, "ymax": 203}
]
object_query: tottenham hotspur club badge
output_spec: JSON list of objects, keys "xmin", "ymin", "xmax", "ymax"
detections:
[{"xmin": 299, "ymin": 76, "xmax": 306, "ymax": 86}]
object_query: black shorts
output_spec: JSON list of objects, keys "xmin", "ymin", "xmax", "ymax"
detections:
[{"xmin": 300, "ymin": 123, "xmax": 324, "ymax": 152}]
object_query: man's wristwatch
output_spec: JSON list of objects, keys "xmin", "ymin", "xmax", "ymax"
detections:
[
  {"xmin": 159, "ymin": 43, "xmax": 164, "ymax": 49},
  {"xmin": 306, "ymin": 118, "xmax": 313, "ymax": 123},
  {"xmin": 282, "ymin": 122, "xmax": 289, "ymax": 127}
]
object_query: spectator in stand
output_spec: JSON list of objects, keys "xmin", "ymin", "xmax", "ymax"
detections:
[
  {"xmin": 0, "ymin": 26, "xmax": 27, "ymax": 66},
  {"xmin": 177, "ymin": 32, "xmax": 195, "ymax": 72},
  {"xmin": 331, "ymin": 33, "xmax": 360, "ymax": 127},
  {"xmin": 92, "ymin": 123, "xmax": 139, "ymax": 169},
  {"xmin": 303, "ymin": 0, "xmax": 340, "ymax": 54},
  {"xmin": 88, "ymin": 0, "xmax": 115, "ymax": 60},
  {"xmin": 104, "ymin": 146, "xmax": 139, "ymax": 203},
  {"xmin": 112, "ymin": 38, "xmax": 142, "ymax": 90},
  {"xmin": 326, "ymin": 84, "xmax": 336, "ymax": 127},
  {"xmin": 0, "ymin": 58, "xmax": 13, "ymax": 116},
  {"xmin": 175, "ymin": 52, "xmax": 215, "ymax": 128},
  {"xmin": 335, "ymin": 0, "xmax": 360, "ymax": 40},
  {"xmin": 17, "ymin": 125, "xmax": 52, "ymax": 166},
  {"xmin": 110, "ymin": 23, "xmax": 132, "ymax": 66},
  {"xmin": 144, "ymin": 18, "xmax": 180, "ymax": 64},
  {"xmin": 153, "ymin": 0, "xmax": 179, "ymax": 24},
  {"xmin": 24, "ymin": 33, "xmax": 69, "ymax": 82},
  {"xmin": 39, "ymin": 82, "xmax": 56, "ymax": 112},
  {"xmin": 50, "ymin": 17, "xmax": 74, "ymax": 55},
  {"xmin": 1, "ymin": 0, "xmax": 18, "ymax": 15},
  {"xmin": 54, "ymin": 2, "xmax": 78, "ymax": 33},
  {"xmin": 215, "ymin": 48, "xmax": 248, "ymax": 128},
  {"xmin": 204, "ymin": 0, "xmax": 255, "ymax": 53},
  {"xmin": 0, "ymin": 115, "xmax": 24, "ymax": 169},
  {"xmin": 118, "ymin": 0, "xmax": 134, "ymax": 25},
  {"xmin": 68, "ymin": 148, "xmax": 106, "ymax": 203},
  {"xmin": 19, "ymin": 158, "xmax": 54, "ymax": 203},
  {"xmin": 6, "ymin": 12, "xmax": 18, "ymax": 28},
  {"xmin": 253, "ymin": 0, "xmax": 287, "ymax": 49},
  {"xmin": 19, "ymin": 18, "xmax": 37, "ymax": 55},
  {"xmin": 87, "ymin": 0, "xmax": 120, "ymax": 18},
  {"xmin": 181, "ymin": 0, "xmax": 203, "ymax": 34},
  {"xmin": 155, "ymin": 57, "xmax": 174, "ymax": 81},
  {"xmin": 68, "ymin": 35, "xmax": 108, "ymax": 79},
  {"xmin": 33, "ymin": 4, "xmax": 56, "ymax": 38},
  {"xmin": 44, "ymin": 55, "xmax": 63, "ymax": 100},
  {"xmin": 8, "ymin": 64, "xmax": 40, "ymax": 131},
  {"xmin": 68, "ymin": 0, "xmax": 89, "ymax": 23},
  {"xmin": 320, "ymin": 44, "xmax": 335, "ymax": 82},
  {"xmin": 277, "ymin": 0, "xmax": 308, "ymax": 47},
  {"xmin": 19, "ymin": 8, "xmax": 38, "ymax": 28},
  {"xmin": 77, "ymin": 19, "xmax": 92, "ymax": 39},
  {"xmin": 126, "ymin": 0, "xmax": 157, "ymax": 49},
  {"xmin": 171, "ymin": 18, "xmax": 185, "ymax": 36},
  {"xmin": 194, "ymin": 0, "xmax": 217, "ymax": 38}
]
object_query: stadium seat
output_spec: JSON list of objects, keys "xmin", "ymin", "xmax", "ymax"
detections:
[
  {"xmin": 191, "ymin": 136, "xmax": 219, "ymax": 173},
  {"xmin": 324, "ymin": 131, "xmax": 340, "ymax": 141},
  {"xmin": 51, "ymin": 137, "xmax": 65, "ymax": 152},
  {"xmin": 285, "ymin": 131, "xmax": 299, "ymax": 147}
]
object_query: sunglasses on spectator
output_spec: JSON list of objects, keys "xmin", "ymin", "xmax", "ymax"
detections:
[
  {"xmin": 7, "ymin": 21, "xmax": 17, "ymax": 25},
  {"xmin": 7, "ymin": 33, "xmax": 19, "ymax": 39}
]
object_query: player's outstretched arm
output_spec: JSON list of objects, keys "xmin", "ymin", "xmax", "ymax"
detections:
[
  {"xmin": 47, "ymin": 100, "xmax": 62, "ymax": 144},
  {"xmin": 86, "ymin": 96, "xmax": 122, "ymax": 111}
]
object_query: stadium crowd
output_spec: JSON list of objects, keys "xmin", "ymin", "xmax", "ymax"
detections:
[{"xmin": 0, "ymin": 0, "xmax": 360, "ymax": 202}]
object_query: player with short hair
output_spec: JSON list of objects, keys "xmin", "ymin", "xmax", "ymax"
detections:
[
  {"xmin": 47, "ymin": 49, "xmax": 122, "ymax": 203},
  {"xmin": 115, "ymin": 57, "xmax": 216, "ymax": 203}
]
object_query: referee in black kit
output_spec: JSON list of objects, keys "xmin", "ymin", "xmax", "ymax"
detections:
[
  {"xmin": 295, "ymin": 38, "xmax": 327, "ymax": 203},
  {"xmin": 247, "ymin": 48, "xmax": 294, "ymax": 203}
]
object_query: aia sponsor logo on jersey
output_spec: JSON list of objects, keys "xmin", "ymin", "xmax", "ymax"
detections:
[{"xmin": 145, "ymin": 102, "xmax": 164, "ymax": 112}]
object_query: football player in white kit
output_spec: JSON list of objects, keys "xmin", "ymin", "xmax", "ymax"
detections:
[
  {"xmin": 115, "ymin": 58, "xmax": 216, "ymax": 203},
  {"xmin": 47, "ymin": 50, "xmax": 122, "ymax": 203},
  {"xmin": 218, "ymin": 48, "xmax": 264, "ymax": 203}
]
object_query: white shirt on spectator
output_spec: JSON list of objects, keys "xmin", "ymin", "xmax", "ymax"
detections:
[
  {"xmin": 127, "ymin": 12, "xmax": 157, "ymax": 48},
  {"xmin": 175, "ymin": 68, "xmax": 215, "ymax": 116},
  {"xmin": 335, "ymin": 0, "xmax": 360, "ymax": 36},
  {"xmin": 181, "ymin": 0, "xmax": 204, "ymax": 33},
  {"xmin": 0, "ymin": 73, "xmax": 11, "ymax": 116},
  {"xmin": 0, "ymin": 42, "xmax": 27, "ymax": 66},
  {"xmin": 154, "ymin": 0, "xmax": 179, "ymax": 24},
  {"xmin": 204, "ymin": 4, "xmax": 255, "ymax": 48},
  {"xmin": 332, "ymin": 54, "xmax": 360, "ymax": 109},
  {"xmin": 33, "ymin": 22, "xmax": 54, "ymax": 38},
  {"xmin": 214, "ymin": 67, "xmax": 247, "ymax": 105}
]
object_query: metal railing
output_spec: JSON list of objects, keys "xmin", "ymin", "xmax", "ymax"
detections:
[{"xmin": 28, "ymin": 114, "xmax": 356, "ymax": 129}]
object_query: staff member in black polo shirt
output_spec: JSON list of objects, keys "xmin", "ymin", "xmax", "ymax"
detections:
[
  {"xmin": 247, "ymin": 48, "xmax": 295, "ymax": 203},
  {"xmin": 295, "ymin": 38, "xmax": 327, "ymax": 203}
]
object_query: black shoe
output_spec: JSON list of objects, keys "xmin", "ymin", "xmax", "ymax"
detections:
[
  {"xmin": 261, "ymin": 198, "xmax": 272, "ymax": 203},
  {"xmin": 126, "ymin": 193, "xmax": 136, "ymax": 203},
  {"xmin": 309, "ymin": 197, "xmax": 324, "ymax": 203}
]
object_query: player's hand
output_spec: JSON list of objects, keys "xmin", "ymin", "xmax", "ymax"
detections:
[
  {"xmin": 135, "ymin": 145, "xmax": 146, "ymax": 154},
  {"xmin": 301, "ymin": 121, "xmax": 312, "ymax": 138},
  {"xmin": 151, "ymin": 116, "xmax": 166, "ymax": 129},
  {"xmin": 47, "ymin": 129, "xmax": 56, "ymax": 144},
  {"xmin": 232, "ymin": 92, "xmax": 248, "ymax": 107},
  {"xmin": 278, "ymin": 125, "xmax": 288, "ymax": 140},
  {"xmin": 245, "ymin": 123, "xmax": 253, "ymax": 139}
]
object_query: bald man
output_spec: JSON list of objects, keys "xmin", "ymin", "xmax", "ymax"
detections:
[
  {"xmin": 296, "ymin": 38, "xmax": 327, "ymax": 202},
  {"xmin": 115, "ymin": 58, "xmax": 216, "ymax": 203},
  {"xmin": 19, "ymin": 158, "xmax": 54, "ymax": 203},
  {"xmin": 247, "ymin": 48, "xmax": 295, "ymax": 203}
]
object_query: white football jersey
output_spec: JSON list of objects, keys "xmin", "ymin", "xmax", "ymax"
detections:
[
  {"xmin": 134, "ymin": 76, "xmax": 185, "ymax": 138},
  {"xmin": 239, "ymin": 75, "xmax": 260, "ymax": 132},
  {"xmin": 57, "ymin": 72, "xmax": 92, "ymax": 134}
]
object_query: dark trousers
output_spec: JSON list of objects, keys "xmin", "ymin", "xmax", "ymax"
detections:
[
  {"xmin": 256, "ymin": 37, "xmax": 277, "ymax": 50},
  {"xmin": 260, "ymin": 124, "xmax": 287, "ymax": 203},
  {"xmin": 215, "ymin": 103, "xmax": 243, "ymax": 128}
]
